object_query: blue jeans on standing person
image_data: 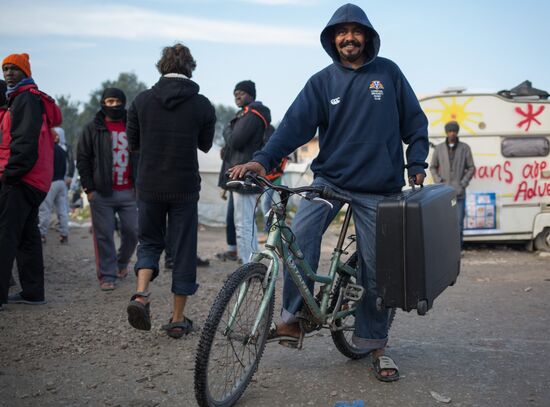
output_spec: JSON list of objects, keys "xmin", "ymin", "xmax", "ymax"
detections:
[
  {"xmin": 281, "ymin": 176, "xmax": 393, "ymax": 352},
  {"xmin": 457, "ymin": 196, "xmax": 465, "ymax": 248},
  {"xmin": 232, "ymin": 191, "xmax": 259, "ymax": 264},
  {"xmin": 134, "ymin": 199, "xmax": 198, "ymax": 295}
]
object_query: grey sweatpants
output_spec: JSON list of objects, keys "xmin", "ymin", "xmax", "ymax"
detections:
[
  {"xmin": 39, "ymin": 180, "xmax": 69, "ymax": 237},
  {"xmin": 89, "ymin": 189, "xmax": 138, "ymax": 283}
]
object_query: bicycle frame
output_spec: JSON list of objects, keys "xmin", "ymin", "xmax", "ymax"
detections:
[{"xmin": 228, "ymin": 191, "xmax": 359, "ymax": 342}]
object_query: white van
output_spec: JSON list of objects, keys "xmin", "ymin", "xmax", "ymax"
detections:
[{"xmin": 420, "ymin": 81, "xmax": 550, "ymax": 251}]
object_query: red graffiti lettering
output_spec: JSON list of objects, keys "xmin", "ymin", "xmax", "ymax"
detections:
[
  {"xmin": 514, "ymin": 179, "xmax": 550, "ymax": 201},
  {"xmin": 516, "ymin": 104, "xmax": 545, "ymax": 132},
  {"xmin": 503, "ymin": 160, "xmax": 513, "ymax": 183},
  {"xmin": 522, "ymin": 160, "xmax": 548, "ymax": 179},
  {"xmin": 475, "ymin": 161, "xmax": 513, "ymax": 183}
]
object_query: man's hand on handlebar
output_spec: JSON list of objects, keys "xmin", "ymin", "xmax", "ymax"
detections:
[{"xmin": 229, "ymin": 161, "xmax": 267, "ymax": 180}]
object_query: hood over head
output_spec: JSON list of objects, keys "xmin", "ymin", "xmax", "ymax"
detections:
[
  {"xmin": 320, "ymin": 3, "xmax": 380, "ymax": 68},
  {"xmin": 53, "ymin": 127, "xmax": 66, "ymax": 145},
  {"xmin": 152, "ymin": 77, "xmax": 199, "ymax": 110},
  {"xmin": 101, "ymin": 87, "xmax": 126, "ymax": 106}
]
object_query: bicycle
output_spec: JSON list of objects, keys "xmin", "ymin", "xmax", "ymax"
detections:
[{"xmin": 194, "ymin": 173, "xmax": 395, "ymax": 407}]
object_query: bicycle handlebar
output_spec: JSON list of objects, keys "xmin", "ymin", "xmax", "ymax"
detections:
[{"xmin": 237, "ymin": 171, "xmax": 352, "ymax": 205}]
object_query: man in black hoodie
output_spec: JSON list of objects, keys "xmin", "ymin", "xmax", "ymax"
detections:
[
  {"xmin": 218, "ymin": 80, "xmax": 271, "ymax": 264},
  {"xmin": 77, "ymin": 88, "xmax": 138, "ymax": 291},
  {"xmin": 125, "ymin": 43, "xmax": 216, "ymax": 339}
]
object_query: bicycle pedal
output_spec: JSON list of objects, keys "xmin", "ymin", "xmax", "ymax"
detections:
[{"xmin": 343, "ymin": 283, "xmax": 364, "ymax": 302}]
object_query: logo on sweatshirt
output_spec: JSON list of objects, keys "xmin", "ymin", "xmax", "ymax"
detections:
[
  {"xmin": 330, "ymin": 97, "xmax": 341, "ymax": 105},
  {"xmin": 369, "ymin": 80, "xmax": 384, "ymax": 101}
]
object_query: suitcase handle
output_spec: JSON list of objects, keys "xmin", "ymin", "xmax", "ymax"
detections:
[{"xmin": 408, "ymin": 176, "xmax": 424, "ymax": 190}]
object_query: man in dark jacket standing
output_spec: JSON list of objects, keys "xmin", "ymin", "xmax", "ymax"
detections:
[
  {"xmin": 219, "ymin": 80, "xmax": 271, "ymax": 264},
  {"xmin": 430, "ymin": 121, "xmax": 475, "ymax": 246},
  {"xmin": 125, "ymin": 43, "xmax": 215, "ymax": 338},
  {"xmin": 231, "ymin": 4, "xmax": 429, "ymax": 381},
  {"xmin": 0, "ymin": 53, "xmax": 62, "ymax": 307},
  {"xmin": 77, "ymin": 88, "xmax": 138, "ymax": 291}
]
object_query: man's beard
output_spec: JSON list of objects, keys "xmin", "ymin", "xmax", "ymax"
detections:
[{"xmin": 338, "ymin": 40, "xmax": 364, "ymax": 63}]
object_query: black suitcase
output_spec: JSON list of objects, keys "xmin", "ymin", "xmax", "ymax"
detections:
[{"xmin": 375, "ymin": 184, "xmax": 460, "ymax": 315}]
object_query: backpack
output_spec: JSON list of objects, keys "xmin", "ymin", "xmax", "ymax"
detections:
[
  {"xmin": 260, "ymin": 123, "xmax": 287, "ymax": 182},
  {"xmin": 241, "ymin": 107, "xmax": 288, "ymax": 182}
]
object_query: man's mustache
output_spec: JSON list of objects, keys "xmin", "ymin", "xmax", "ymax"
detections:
[{"xmin": 338, "ymin": 40, "xmax": 361, "ymax": 48}]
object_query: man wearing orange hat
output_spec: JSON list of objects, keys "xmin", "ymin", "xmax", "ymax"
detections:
[{"xmin": 0, "ymin": 53, "xmax": 62, "ymax": 308}]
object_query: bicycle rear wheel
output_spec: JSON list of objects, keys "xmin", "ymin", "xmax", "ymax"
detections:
[
  {"xmin": 330, "ymin": 252, "xmax": 396, "ymax": 359},
  {"xmin": 195, "ymin": 262, "xmax": 274, "ymax": 407}
]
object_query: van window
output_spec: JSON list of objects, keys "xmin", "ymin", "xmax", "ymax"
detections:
[{"xmin": 501, "ymin": 137, "xmax": 549, "ymax": 157}]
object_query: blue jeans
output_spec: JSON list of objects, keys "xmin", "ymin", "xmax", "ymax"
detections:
[
  {"xmin": 232, "ymin": 192, "xmax": 259, "ymax": 264},
  {"xmin": 135, "ymin": 200, "xmax": 198, "ymax": 296},
  {"xmin": 281, "ymin": 177, "xmax": 392, "ymax": 352}
]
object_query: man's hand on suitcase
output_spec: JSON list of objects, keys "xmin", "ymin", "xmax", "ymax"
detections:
[{"xmin": 409, "ymin": 173, "xmax": 425, "ymax": 187}]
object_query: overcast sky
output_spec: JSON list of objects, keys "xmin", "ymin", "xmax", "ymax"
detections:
[{"xmin": 1, "ymin": 0, "xmax": 549, "ymax": 123}]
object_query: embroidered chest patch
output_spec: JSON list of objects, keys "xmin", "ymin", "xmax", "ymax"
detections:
[{"xmin": 369, "ymin": 80, "xmax": 384, "ymax": 101}]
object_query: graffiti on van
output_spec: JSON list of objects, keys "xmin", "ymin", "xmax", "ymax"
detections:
[
  {"xmin": 474, "ymin": 159, "xmax": 550, "ymax": 201},
  {"xmin": 516, "ymin": 103, "xmax": 545, "ymax": 132},
  {"xmin": 424, "ymin": 96, "xmax": 484, "ymax": 135}
]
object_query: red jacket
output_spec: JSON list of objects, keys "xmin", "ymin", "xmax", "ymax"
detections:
[{"xmin": 0, "ymin": 85, "xmax": 62, "ymax": 192}]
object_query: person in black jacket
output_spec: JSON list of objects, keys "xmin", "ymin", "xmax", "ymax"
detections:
[
  {"xmin": 125, "ymin": 43, "xmax": 216, "ymax": 338},
  {"xmin": 218, "ymin": 80, "xmax": 271, "ymax": 264},
  {"xmin": 1, "ymin": 53, "xmax": 62, "ymax": 307},
  {"xmin": 76, "ymin": 88, "xmax": 138, "ymax": 291}
]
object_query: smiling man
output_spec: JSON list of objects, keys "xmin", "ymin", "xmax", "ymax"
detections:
[{"xmin": 230, "ymin": 3, "xmax": 429, "ymax": 382}]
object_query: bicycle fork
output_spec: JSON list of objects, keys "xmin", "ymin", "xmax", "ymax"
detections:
[{"xmin": 224, "ymin": 251, "xmax": 279, "ymax": 344}]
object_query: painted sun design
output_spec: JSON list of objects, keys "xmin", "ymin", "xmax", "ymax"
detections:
[{"xmin": 424, "ymin": 96, "xmax": 483, "ymax": 134}]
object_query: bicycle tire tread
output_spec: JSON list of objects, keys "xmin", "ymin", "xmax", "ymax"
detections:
[{"xmin": 194, "ymin": 262, "xmax": 274, "ymax": 407}]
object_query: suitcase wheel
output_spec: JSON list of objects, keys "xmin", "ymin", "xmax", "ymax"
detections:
[
  {"xmin": 417, "ymin": 300, "xmax": 428, "ymax": 315},
  {"xmin": 376, "ymin": 296, "xmax": 384, "ymax": 312},
  {"xmin": 449, "ymin": 279, "xmax": 456, "ymax": 287}
]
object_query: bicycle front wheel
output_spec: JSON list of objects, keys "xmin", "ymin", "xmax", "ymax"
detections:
[{"xmin": 195, "ymin": 262, "xmax": 274, "ymax": 407}]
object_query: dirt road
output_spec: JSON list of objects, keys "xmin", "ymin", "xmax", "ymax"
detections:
[{"xmin": 1, "ymin": 224, "xmax": 549, "ymax": 407}]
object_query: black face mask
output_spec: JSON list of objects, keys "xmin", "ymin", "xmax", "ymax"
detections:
[{"xmin": 101, "ymin": 104, "xmax": 125, "ymax": 121}]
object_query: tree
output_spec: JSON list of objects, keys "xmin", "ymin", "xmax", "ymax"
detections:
[
  {"xmin": 55, "ymin": 95, "xmax": 81, "ymax": 151},
  {"xmin": 213, "ymin": 104, "xmax": 237, "ymax": 146},
  {"xmin": 78, "ymin": 72, "xmax": 148, "ymax": 130}
]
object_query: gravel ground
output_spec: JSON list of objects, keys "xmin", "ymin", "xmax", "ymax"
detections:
[{"xmin": 1, "ymin": 223, "xmax": 549, "ymax": 407}]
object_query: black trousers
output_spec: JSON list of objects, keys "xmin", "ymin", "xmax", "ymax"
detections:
[
  {"xmin": 0, "ymin": 182, "xmax": 46, "ymax": 303},
  {"xmin": 135, "ymin": 199, "xmax": 199, "ymax": 296}
]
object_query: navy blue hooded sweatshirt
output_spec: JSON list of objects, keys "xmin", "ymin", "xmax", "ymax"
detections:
[{"xmin": 253, "ymin": 3, "xmax": 428, "ymax": 193}]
